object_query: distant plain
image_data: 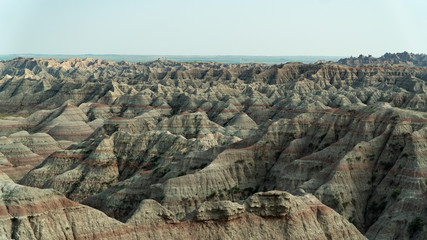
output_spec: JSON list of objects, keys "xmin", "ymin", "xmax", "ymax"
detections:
[{"xmin": 0, "ymin": 54, "xmax": 343, "ymax": 64}]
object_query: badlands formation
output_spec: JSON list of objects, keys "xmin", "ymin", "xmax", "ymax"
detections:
[{"xmin": 0, "ymin": 53, "xmax": 426, "ymax": 239}]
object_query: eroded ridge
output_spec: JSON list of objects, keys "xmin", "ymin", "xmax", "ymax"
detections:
[{"xmin": 0, "ymin": 55, "xmax": 426, "ymax": 239}]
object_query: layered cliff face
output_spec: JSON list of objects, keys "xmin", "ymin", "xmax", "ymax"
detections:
[
  {"xmin": 0, "ymin": 171, "xmax": 365, "ymax": 240},
  {"xmin": 0, "ymin": 131, "xmax": 63, "ymax": 181},
  {"xmin": 0, "ymin": 55, "xmax": 426, "ymax": 239}
]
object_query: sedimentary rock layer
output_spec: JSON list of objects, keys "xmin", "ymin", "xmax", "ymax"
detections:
[
  {"xmin": 0, "ymin": 54, "xmax": 425, "ymax": 239},
  {"xmin": 0, "ymin": 174, "xmax": 365, "ymax": 240}
]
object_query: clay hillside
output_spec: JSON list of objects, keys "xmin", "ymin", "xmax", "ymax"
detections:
[{"xmin": 0, "ymin": 53, "xmax": 425, "ymax": 240}]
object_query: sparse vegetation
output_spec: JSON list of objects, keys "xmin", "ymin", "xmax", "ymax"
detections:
[
  {"xmin": 327, "ymin": 197, "xmax": 340, "ymax": 209},
  {"xmin": 235, "ymin": 159, "xmax": 245, "ymax": 164},
  {"xmin": 391, "ymin": 189, "xmax": 401, "ymax": 199},
  {"xmin": 2, "ymin": 192, "xmax": 13, "ymax": 201},
  {"xmin": 207, "ymin": 191, "xmax": 217, "ymax": 199},
  {"xmin": 228, "ymin": 185, "xmax": 241, "ymax": 194},
  {"xmin": 369, "ymin": 200, "xmax": 387, "ymax": 215},
  {"xmin": 0, "ymin": 113, "xmax": 11, "ymax": 119},
  {"xmin": 151, "ymin": 156, "xmax": 160, "ymax": 165},
  {"xmin": 103, "ymin": 161, "xmax": 114, "ymax": 167},
  {"xmin": 153, "ymin": 166, "xmax": 171, "ymax": 177},
  {"xmin": 408, "ymin": 217, "xmax": 424, "ymax": 237},
  {"xmin": 73, "ymin": 181, "xmax": 81, "ymax": 189},
  {"xmin": 380, "ymin": 161, "xmax": 393, "ymax": 170}
]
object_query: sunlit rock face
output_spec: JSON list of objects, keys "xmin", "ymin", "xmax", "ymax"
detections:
[{"xmin": 0, "ymin": 54, "xmax": 426, "ymax": 239}]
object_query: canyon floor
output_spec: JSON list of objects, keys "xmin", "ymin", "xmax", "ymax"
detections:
[{"xmin": 0, "ymin": 52, "xmax": 426, "ymax": 239}]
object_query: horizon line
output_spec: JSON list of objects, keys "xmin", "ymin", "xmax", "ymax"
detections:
[
  {"xmin": 1, "ymin": 53, "xmax": 348, "ymax": 57},
  {"xmin": 2, "ymin": 52, "xmax": 424, "ymax": 57}
]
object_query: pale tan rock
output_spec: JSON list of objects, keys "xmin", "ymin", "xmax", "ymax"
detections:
[
  {"xmin": 126, "ymin": 199, "xmax": 178, "ymax": 225},
  {"xmin": 47, "ymin": 121, "xmax": 94, "ymax": 142},
  {"xmin": 245, "ymin": 191, "xmax": 292, "ymax": 217},
  {"xmin": 195, "ymin": 200, "xmax": 245, "ymax": 221},
  {"xmin": 8, "ymin": 131, "xmax": 60, "ymax": 157},
  {"xmin": 0, "ymin": 57, "xmax": 426, "ymax": 239},
  {"xmin": 0, "ymin": 179, "xmax": 365, "ymax": 240}
]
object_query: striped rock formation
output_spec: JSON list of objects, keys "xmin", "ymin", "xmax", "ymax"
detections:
[
  {"xmin": 0, "ymin": 172, "xmax": 366, "ymax": 240},
  {"xmin": 0, "ymin": 54, "xmax": 426, "ymax": 239}
]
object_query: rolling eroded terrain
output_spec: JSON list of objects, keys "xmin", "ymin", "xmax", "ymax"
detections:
[{"xmin": 0, "ymin": 53, "xmax": 426, "ymax": 239}]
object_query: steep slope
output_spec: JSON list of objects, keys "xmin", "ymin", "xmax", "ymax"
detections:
[
  {"xmin": 0, "ymin": 56, "xmax": 426, "ymax": 239},
  {"xmin": 0, "ymin": 171, "xmax": 366, "ymax": 240}
]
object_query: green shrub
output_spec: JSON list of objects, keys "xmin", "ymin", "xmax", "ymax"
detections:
[
  {"xmin": 327, "ymin": 197, "xmax": 339, "ymax": 209},
  {"xmin": 207, "ymin": 191, "xmax": 217, "ymax": 199},
  {"xmin": 228, "ymin": 185, "xmax": 241, "ymax": 194},
  {"xmin": 391, "ymin": 189, "xmax": 401, "ymax": 199},
  {"xmin": 408, "ymin": 217, "xmax": 424, "ymax": 237},
  {"xmin": 235, "ymin": 159, "xmax": 245, "ymax": 164},
  {"xmin": 74, "ymin": 181, "xmax": 81, "ymax": 189},
  {"xmin": 153, "ymin": 166, "xmax": 171, "ymax": 177},
  {"xmin": 369, "ymin": 200, "xmax": 388, "ymax": 215},
  {"xmin": 151, "ymin": 155, "xmax": 160, "ymax": 165},
  {"xmin": 380, "ymin": 161, "xmax": 393, "ymax": 170}
]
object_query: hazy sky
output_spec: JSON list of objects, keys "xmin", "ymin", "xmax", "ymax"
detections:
[{"xmin": 1, "ymin": 0, "xmax": 426, "ymax": 56}]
